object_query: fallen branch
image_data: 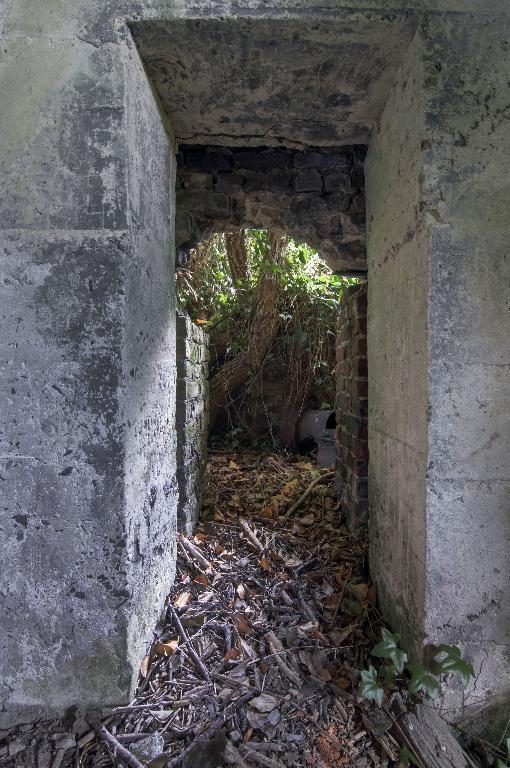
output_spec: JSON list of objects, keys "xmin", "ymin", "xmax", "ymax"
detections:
[
  {"xmin": 86, "ymin": 718, "xmax": 146, "ymax": 768},
  {"xmin": 179, "ymin": 536, "xmax": 212, "ymax": 571},
  {"xmin": 167, "ymin": 602, "xmax": 211, "ymax": 681},
  {"xmin": 265, "ymin": 631, "xmax": 301, "ymax": 686},
  {"xmin": 280, "ymin": 471, "xmax": 335, "ymax": 522},
  {"xmin": 166, "ymin": 691, "xmax": 253, "ymax": 768},
  {"xmin": 239, "ymin": 518, "xmax": 264, "ymax": 552}
]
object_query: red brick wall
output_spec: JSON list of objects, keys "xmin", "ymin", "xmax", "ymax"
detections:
[{"xmin": 335, "ymin": 282, "xmax": 368, "ymax": 529}]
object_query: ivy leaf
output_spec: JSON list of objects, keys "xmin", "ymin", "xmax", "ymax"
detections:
[
  {"xmin": 359, "ymin": 665, "xmax": 385, "ymax": 707},
  {"xmin": 496, "ymin": 760, "xmax": 508, "ymax": 768},
  {"xmin": 407, "ymin": 663, "xmax": 440, "ymax": 698},
  {"xmin": 381, "ymin": 663, "xmax": 397, "ymax": 688},
  {"xmin": 435, "ymin": 646, "xmax": 475, "ymax": 688},
  {"xmin": 400, "ymin": 745, "xmax": 418, "ymax": 766},
  {"xmin": 371, "ymin": 628, "xmax": 408, "ymax": 673}
]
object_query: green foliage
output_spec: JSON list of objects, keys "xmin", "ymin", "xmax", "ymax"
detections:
[
  {"xmin": 359, "ymin": 666, "xmax": 384, "ymax": 707},
  {"xmin": 176, "ymin": 230, "xmax": 358, "ymax": 435},
  {"xmin": 406, "ymin": 662, "xmax": 440, "ymax": 698},
  {"xmin": 433, "ymin": 644, "xmax": 475, "ymax": 688},
  {"xmin": 371, "ymin": 628, "xmax": 408, "ymax": 673},
  {"xmin": 358, "ymin": 628, "xmax": 475, "ymax": 708}
]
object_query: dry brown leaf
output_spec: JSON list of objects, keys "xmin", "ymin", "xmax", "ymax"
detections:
[
  {"xmin": 154, "ymin": 639, "xmax": 179, "ymax": 657},
  {"xmin": 236, "ymin": 582, "xmax": 246, "ymax": 599},
  {"xmin": 329, "ymin": 624, "xmax": 355, "ymax": 647},
  {"xmin": 224, "ymin": 648, "xmax": 241, "ymax": 662},
  {"xmin": 194, "ymin": 573, "xmax": 209, "ymax": 586},
  {"xmin": 260, "ymin": 556, "xmax": 270, "ymax": 572},
  {"xmin": 140, "ymin": 655, "xmax": 150, "ymax": 678},
  {"xmin": 195, "ymin": 532, "xmax": 208, "ymax": 542},
  {"xmin": 324, "ymin": 593, "xmax": 341, "ymax": 611},
  {"xmin": 233, "ymin": 612, "xmax": 251, "ymax": 636},
  {"xmin": 229, "ymin": 460, "xmax": 241, "ymax": 470},
  {"xmin": 173, "ymin": 590, "xmax": 191, "ymax": 608},
  {"xmin": 298, "ymin": 512, "xmax": 315, "ymax": 526}
]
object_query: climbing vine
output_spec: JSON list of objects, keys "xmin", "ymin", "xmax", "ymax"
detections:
[{"xmin": 176, "ymin": 229, "xmax": 358, "ymax": 440}]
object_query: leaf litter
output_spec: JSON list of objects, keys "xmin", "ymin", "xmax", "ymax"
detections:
[{"xmin": 0, "ymin": 451, "xmax": 470, "ymax": 768}]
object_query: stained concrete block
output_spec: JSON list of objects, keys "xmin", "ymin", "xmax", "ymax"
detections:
[
  {"xmin": 0, "ymin": 231, "xmax": 131, "ymax": 724},
  {"xmin": 366, "ymin": 17, "xmax": 510, "ymax": 735},
  {"xmin": 0, "ymin": 25, "xmax": 177, "ymax": 725}
]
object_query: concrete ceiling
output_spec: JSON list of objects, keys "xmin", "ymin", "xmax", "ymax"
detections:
[{"xmin": 130, "ymin": 14, "xmax": 417, "ymax": 149}]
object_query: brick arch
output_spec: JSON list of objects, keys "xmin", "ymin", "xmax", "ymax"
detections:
[{"xmin": 175, "ymin": 145, "xmax": 366, "ymax": 274}]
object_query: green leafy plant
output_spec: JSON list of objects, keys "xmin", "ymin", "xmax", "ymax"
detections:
[
  {"xmin": 358, "ymin": 629, "xmax": 475, "ymax": 708},
  {"xmin": 176, "ymin": 230, "xmax": 359, "ymax": 441},
  {"xmin": 371, "ymin": 627, "xmax": 408, "ymax": 673},
  {"xmin": 359, "ymin": 665, "xmax": 384, "ymax": 707}
]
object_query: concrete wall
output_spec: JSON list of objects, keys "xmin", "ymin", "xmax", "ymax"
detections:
[
  {"xmin": 335, "ymin": 283, "xmax": 368, "ymax": 530},
  {"xmin": 366, "ymin": 32, "xmax": 429, "ymax": 655},
  {"xmin": 175, "ymin": 311, "xmax": 209, "ymax": 535},
  {"xmin": 0, "ymin": 11, "xmax": 176, "ymax": 724},
  {"xmin": 366, "ymin": 18, "xmax": 510, "ymax": 732}
]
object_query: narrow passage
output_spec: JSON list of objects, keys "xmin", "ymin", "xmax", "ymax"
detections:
[{"xmin": 82, "ymin": 451, "xmax": 407, "ymax": 768}]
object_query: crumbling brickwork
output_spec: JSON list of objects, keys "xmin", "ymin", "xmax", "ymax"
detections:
[
  {"xmin": 335, "ymin": 283, "xmax": 368, "ymax": 530},
  {"xmin": 176, "ymin": 311, "xmax": 209, "ymax": 535},
  {"xmin": 176, "ymin": 145, "xmax": 366, "ymax": 273}
]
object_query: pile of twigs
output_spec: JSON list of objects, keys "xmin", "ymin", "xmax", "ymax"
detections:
[{"xmin": 2, "ymin": 452, "xmax": 477, "ymax": 768}]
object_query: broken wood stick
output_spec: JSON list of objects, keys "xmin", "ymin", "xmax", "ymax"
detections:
[
  {"xmin": 86, "ymin": 718, "xmax": 146, "ymax": 768},
  {"xmin": 239, "ymin": 517, "xmax": 264, "ymax": 552},
  {"xmin": 166, "ymin": 602, "xmax": 211, "ymax": 681},
  {"xmin": 166, "ymin": 691, "xmax": 253, "ymax": 767},
  {"xmin": 179, "ymin": 535, "xmax": 212, "ymax": 570},
  {"xmin": 280, "ymin": 471, "xmax": 335, "ymax": 522},
  {"xmin": 265, "ymin": 631, "xmax": 301, "ymax": 686}
]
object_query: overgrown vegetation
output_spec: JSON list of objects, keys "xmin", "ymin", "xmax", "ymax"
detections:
[{"xmin": 176, "ymin": 229, "xmax": 357, "ymax": 441}]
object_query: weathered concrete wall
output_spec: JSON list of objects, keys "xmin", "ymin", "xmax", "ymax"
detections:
[
  {"xmin": 366, "ymin": 17, "xmax": 510, "ymax": 732},
  {"xmin": 176, "ymin": 145, "xmax": 366, "ymax": 273},
  {"xmin": 175, "ymin": 311, "xmax": 209, "ymax": 535},
  {"xmin": 335, "ymin": 283, "xmax": 368, "ymax": 530},
  {"xmin": 366, "ymin": 32, "xmax": 429, "ymax": 656},
  {"xmin": 0, "ymin": 14, "xmax": 176, "ymax": 724},
  {"xmin": 123, "ymin": 43, "xmax": 177, "ymax": 688}
]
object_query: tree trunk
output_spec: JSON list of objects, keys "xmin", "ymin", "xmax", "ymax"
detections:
[
  {"xmin": 209, "ymin": 233, "xmax": 286, "ymax": 426},
  {"xmin": 225, "ymin": 231, "xmax": 248, "ymax": 287}
]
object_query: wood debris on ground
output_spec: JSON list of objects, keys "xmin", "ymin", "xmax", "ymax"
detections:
[{"xmin": 1, "ymin": 452, "xmax": 473, "ymax": 768}]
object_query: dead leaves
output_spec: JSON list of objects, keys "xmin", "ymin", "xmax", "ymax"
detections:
[
  {"xmin": 116, "ymin": 452, "xmax": 407, "ymax": 768},
  {"xmin": 154, "ymin": 639, "xmax": 179, "ymax": 657},
  {"xmin": 174, "ymin": 590, "xmax": 191, "ymax": 609}
]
